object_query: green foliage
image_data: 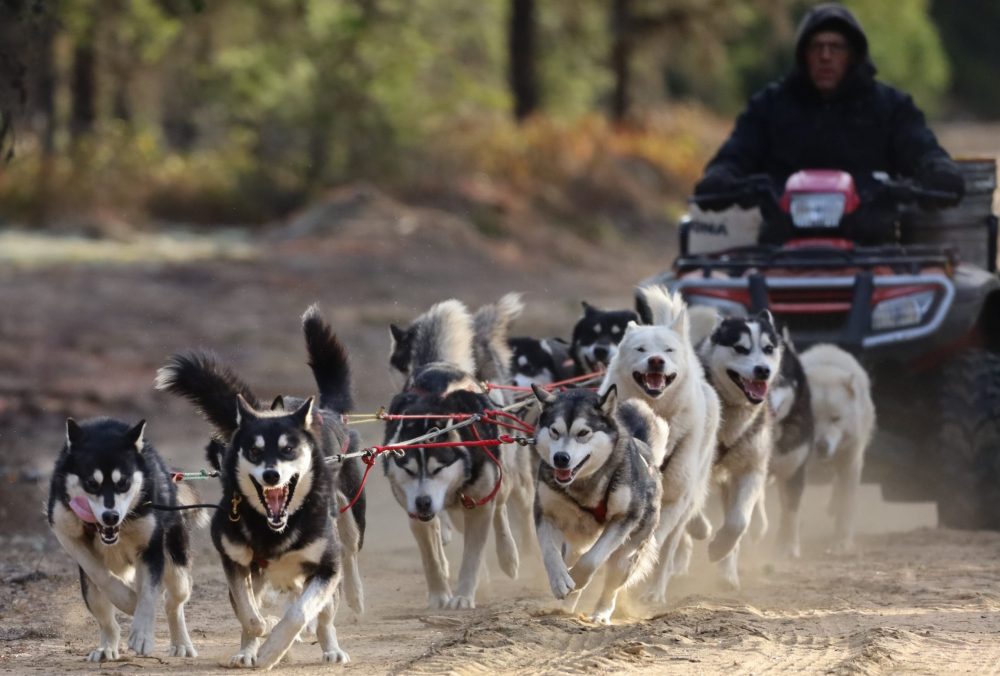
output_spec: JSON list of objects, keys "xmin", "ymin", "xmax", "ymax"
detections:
[
  {"xmin": 844, "ymin": 0, "xmax": 950, "ymax": 115},
  {"xmin": 931, "ymin": 0, "xmax": 1000, "ymax": 117}
]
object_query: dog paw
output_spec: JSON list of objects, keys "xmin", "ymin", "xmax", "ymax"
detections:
[
  {"xmin": 168, "ymin": 642, "xmax": 197, "ymax": 658},
  {"xmin": 322, "ymin": 648, "xmax": 351, "ymax": 664},
  {"xmin": 86, "ymin": 645, "xmax": 119, "ymax": 662},
  {"xmin": 445, "ymin": 594, "xmax": 475, "ymax": 610},
  {"xmin": 427, "ymin": 591, "xmax": 451, "ymax": 609},
  {"xmin": 548, "ymin": 566, "xmax": 576, "ymax": 600},
  {"xmin": 229, "ymin": 649, "xmax": 258, "ymax": 667},
  {"xmin": 588, "ymin": 608, "xmax": 614, "ymax": 625},
  {"xmin": 127, "ymin": 626, "xmax": 155, "ymax": 656},
  {"xmin": 497, "ymin": 545, "xmax": 519, "ymax": 580},
  {"xmin": 708, "ymin": 525, "xmax": 743, "ymax": 563}
]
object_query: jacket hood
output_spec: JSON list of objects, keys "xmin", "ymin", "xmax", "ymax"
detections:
[{"xmin": 794, "ymin": 3, "xmax": 872, "ymax": 69}]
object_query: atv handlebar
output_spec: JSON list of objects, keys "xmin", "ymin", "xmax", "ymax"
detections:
[{"xmin": 690, "ymin": 172, "xmax": 961, "ymax": 211}]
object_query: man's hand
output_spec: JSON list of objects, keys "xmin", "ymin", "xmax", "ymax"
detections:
[
  {"xmin": 916, "ymin": 163, "xmax": 965, "ymax": 209},
  {"xmin": 693, "ymin": 169, "xmax": 743, "ymax": 211}
]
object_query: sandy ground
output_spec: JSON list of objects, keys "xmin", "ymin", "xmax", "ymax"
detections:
[{"xmin": 2, "ymin": 183, "xmax": 1000, "ymax": 674}]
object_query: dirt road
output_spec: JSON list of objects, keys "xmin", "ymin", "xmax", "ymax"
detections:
[{"xmin": 2, "ymin": 190, "xmax": 999, "ymax": 674}]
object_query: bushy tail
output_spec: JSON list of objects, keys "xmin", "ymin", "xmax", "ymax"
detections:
[
  {"xmin": 155, "ymin": 351, "xmax": 261, "ymax": 438},
  {"xmin": 636, "ymin": 285, "xmax": 687, "ymax": 327},
  {"xmin": 302, "ymin": 304, "xmax": 353, "ymax": 413},
  {"xmin": 473, "ymin": 293, "xmax": 523, "ymax": 386},
  {"xmin": 411, "ymin": 299, "xmax": 476, "ymax": 374}
]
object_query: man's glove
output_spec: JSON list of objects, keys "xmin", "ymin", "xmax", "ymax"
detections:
[
  {"xmin": 693, "ymin": 168, "xmax": 743, "ymax": 211},
  {"xmin": 916, "ymin": 162, "xmax": 965, "ymax": 209}
]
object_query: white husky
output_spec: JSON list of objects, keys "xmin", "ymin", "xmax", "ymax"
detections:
[
  {"xmin": 600, "ymin": 286, "xmax": 721, "ymax": 604},
  {"xmin": 800, "ymin": 343, "xmax": 875, "ymax": 553}
]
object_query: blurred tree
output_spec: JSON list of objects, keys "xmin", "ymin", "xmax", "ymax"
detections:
[
  {"xmin": 508, "ymin": 0, "xmax": 538, "ymax": 121},
  {"xmin": 930, "ymin": 0, "xmax": 1000, "ymax": 117}
]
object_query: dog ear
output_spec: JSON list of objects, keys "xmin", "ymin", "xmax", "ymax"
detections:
[
  {"xmin": 290, "ymin": 396, "xmax": 315, "ymax": 429},
  {"xmin": 531, "ymin": 383, "xmax": 557, "ymax": 406},
  {"xmin": 756, "ymin": 309, "xmax": 775, "ymax": 328},
  {"xmin": 125, "ymin": 420, "xmax": 147, "ymax": 452},
  {"xmin": 599, "ymin": 384, "xmax": 618, "ymax": 415},
  {"xmin": 235, "ymin": 394, "xmax": 258, "ymax": 426},
  {"xmin": 270, "ymin": 395, "xmax": 285, "ymax": 411},
  {"xmin": 581, "ymin": 301, "xmax": 597, "ymax": 316},
  {"xmin": 66, "ymin": 418, "xmax": 83, "ymax": 449},
  {"xmin": 389, "ymin": 323, "xmax": 408, "ymax": 345}
]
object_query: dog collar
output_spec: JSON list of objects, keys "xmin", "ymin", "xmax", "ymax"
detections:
[{"xmin": 459, "ymin": 440, "xmax": 503, "ymax": 510}]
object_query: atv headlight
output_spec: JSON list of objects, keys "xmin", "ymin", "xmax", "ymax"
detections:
[
  {"xmin": 789, "ymin": 193, "xmax": 846, "ymax": 228},
  {"xmin": 871, "ymin": 291, "xmax": 936, "ymax": 331}
]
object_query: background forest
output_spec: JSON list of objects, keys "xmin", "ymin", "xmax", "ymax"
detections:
[{"xmin": 0, "ymin": 0, "xmax": 995, "ymax": 235}]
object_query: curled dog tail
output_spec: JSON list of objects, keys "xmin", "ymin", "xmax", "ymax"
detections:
[
  {"xmin": 155, "ymin": 351, "xmax": 261, "ymax": 438},
  {"xmin": 473, "ymin": 292, "xmax": 523, "ymax": 389},
  {"xmin": 302, "ymin": 304, "xmax": 353, "ymax": 413},
  {"xmin": 405, "ymin": 299, "xmax": 476, "ymax": 375},
  {"xmin": 635, "ymin": 285, "xmax": 689, "ymax": 337}
]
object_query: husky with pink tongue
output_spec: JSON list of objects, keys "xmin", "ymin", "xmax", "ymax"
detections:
[{"xmin": 699, "ymin": 310, "xmax": 783, "ymax": 589}]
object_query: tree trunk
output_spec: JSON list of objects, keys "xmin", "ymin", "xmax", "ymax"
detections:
[
  {"xmin": 70, "ymin": 22, "xmax": 97, "ymax": 142},
  {"xmin": 610, "ymin": 0, "xmax": 631, "ymax": 123},
  {"xmin": 508, "ymin": 0, "xmax": 538, "ymax": 122}
]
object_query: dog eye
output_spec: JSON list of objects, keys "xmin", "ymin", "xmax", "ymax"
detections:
[
  {"xmin": 115, "ymin": 479, "xmax": 131, "ymax": 493},
  {"xmin": 576, "ymin": 429, "xmax": 591, "ymax": 440},
  {"xmin": 636, "ymin": 346, "xmax": 646, "ymax": 353},
  {"xmin": 733, "ymin": 345, "xmax": 750, "ymax": 355},
  {"xmin": 763, "ymin": 345, "xmax": 774, "ymax": 355},
  {"xmin": 245, "ymin": 447, "xmax": 261, "ymax": 462},
  {"xmin": 280, "ymin": 444, "xmax": 298, "ymax": 459},
  {"xmin": 83, "ymin": 478, "xmax": 100, "ymax": 493},
  {"xmin": 548, "ymin": 427, "xmax": 561, "ymax": 440}
]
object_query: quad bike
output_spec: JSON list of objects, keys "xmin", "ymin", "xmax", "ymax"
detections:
[{"xmin": 642, "ymin": 161, "xmax": 1000, "ymax": 529}]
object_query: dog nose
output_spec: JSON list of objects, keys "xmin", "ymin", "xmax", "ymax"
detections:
[
  {"xmin": 553, "ymin": 452, "xmax": 571, "ymax": 469},
  {"xmin": 815, "ymin": 438, "xmax": 831, "ymax": 457},
  {"xmin": 262, "ymin": 468, "xmax": 281, "ymax": 486},
  {"xmin": 415, "ymin": 496, "xmax": 432, "ymax": 513},
  {"xmin": 648, "ymin": 356, "xmax": 665, "ymax": 370},
  {"xmin": 593, "ymin": 345, "xmax": 609, "ymax": 362},
  {"xmin": 753, "ymin": 365, "xmax": 771, "ymax": 380},
  {"xmin": 102, "ymin": 511, "xmax": 120, "ymax": 526}
]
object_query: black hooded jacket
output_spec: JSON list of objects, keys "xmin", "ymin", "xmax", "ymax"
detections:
[{"xmin": 696, "ymin": 4, "xmax": 963, "ymax": 203}]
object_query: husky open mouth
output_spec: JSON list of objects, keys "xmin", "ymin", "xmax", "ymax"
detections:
[
  {"xmin": 632, "ymin": 370, "xmax": 677, "ymax": 397},
  {"xmin": 250, "ymin": 475, "xmax": 300, "ymax": 530},
  {"xmin": 727, "ymin": 369, "xmax": 769, "ymax": 404},
  {"xmin": 553, "ymin": 454, "xmax": 590, "ymax": 485},
  {"xmin": 99, "ymin": 526, "xmax": 120, "ymax": 545}
]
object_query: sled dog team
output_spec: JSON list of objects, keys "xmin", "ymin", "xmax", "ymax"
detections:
[{"xmin": 47, "ymin": 288, "xmax": 874, "ymax": 668}]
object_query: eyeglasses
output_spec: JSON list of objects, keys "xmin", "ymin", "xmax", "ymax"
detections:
[{"xmin": 807, "ymin": 40, "xmax": 849, "ymax": 56}]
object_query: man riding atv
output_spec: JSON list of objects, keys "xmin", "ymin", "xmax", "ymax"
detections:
[
  {"xmin": 648, "ymin": 3, "xmax": 1000, "ymax": 531},
  {"xmin": 693, "ymin": 3, "xmax": 965, "ymax": 244}
]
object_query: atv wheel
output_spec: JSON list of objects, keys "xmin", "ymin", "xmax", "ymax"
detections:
[{"xmin": 936, "ymin": 349, "xmax": 1000, "ymax": 529}]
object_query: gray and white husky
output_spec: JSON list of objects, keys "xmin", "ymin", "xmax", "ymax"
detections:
[
  {"xmin": 531, "ymin": 384, "xmax": 668, "ymax": 623},
  {"xmin": 47, "ymin": 417, "xmax": 202, "ymax": 661},
  {"xmin": 700, "ymin": 311, "xmax": 783, "ymax": 588},
  {"xmin": 385, "ymin": 296, "xmax": 525, "ymax": 609}
]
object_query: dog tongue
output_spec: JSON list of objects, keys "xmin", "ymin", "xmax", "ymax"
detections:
[
  {"xmin": 70, "ymin": 496, "xmax": 97, "ymax": 523},
  {"xmin": 746, "ymin": 379, "xmax": 768, "ymax": 399},
  {"xmin": 264, "ymin": 487, "xmax": 286, "ymax": 517},
  {"xmin": 644, "ymin": 373, "xmax": 666, "ymax": 390},
  {"xmin": 554, "ymin": 468, "xmax": 573, "ymax": 482}
]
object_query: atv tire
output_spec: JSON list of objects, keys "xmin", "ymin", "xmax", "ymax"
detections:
[{"xmin": 936, "ymin": 349, "xmax": 1000, "ymax": 530}]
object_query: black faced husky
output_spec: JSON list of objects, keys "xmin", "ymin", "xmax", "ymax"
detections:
[
  {"xmin": 47, "ymin": 417, "xmax": 201, "ymax": 661},
  {"xmin": 530, "ymin": 384, "xmax": 668, "ymax": 623},
  {"xmin": 700, "ymin": 310, "xmax": 783, "ymax": 589},
  {"xmin": 385, "ymin": 297, "xmax": 524, "ymax": 610},
  {"xmin": 570, "ymin": 301, "xmax": 639, "ymax": 375},
  {"xmin": 156, "ymin": 307, "xmax": 356, "ymax": 668}
]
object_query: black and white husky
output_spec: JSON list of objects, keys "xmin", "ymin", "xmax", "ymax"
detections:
[
  {"xmin": 571, "ymin": 301, "xmax": 639, "ymax": 375},
  {"xmin": 530, "ymin": 384, "xmax": 668, "ymax": 623},
  {"xmin": 156, "ymin": 308, "xmax": 355, "ymax": 668},
  {"xmin": 385, "ymin": 297, "xmax": 524, "ymax": 609},
  {"xmin": 700, "ymin": 311, "xmax": 783, "ymax": 589},
  {"xmin": 47, "ymin": 417, "xmax": 201, "ymax": 661},
  {"xmin": 508, "ymin": 336, "xmax": 575, "ymax": 388}
]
